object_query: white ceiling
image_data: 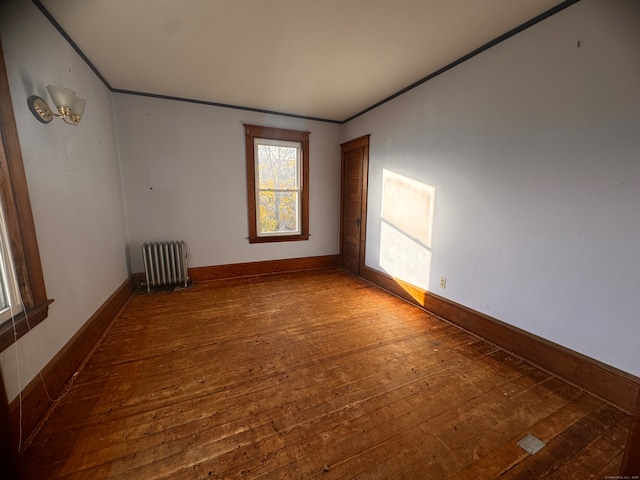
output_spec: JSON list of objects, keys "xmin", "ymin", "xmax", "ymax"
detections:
[{"xmin": 39, "ymin": 0, "xmax": 567, "ymax": 122}]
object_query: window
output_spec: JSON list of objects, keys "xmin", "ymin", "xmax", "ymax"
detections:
[
  {"xmin": 244, "ymin": 125, "xmax": 310, "ymax": 243},
  {"xmin": 0, "ymin": 201, "xmax": 22, "ymax": 325},
  {"xmin": 0, "ymin": 41, "xmax": 51, "ymax": 351}
]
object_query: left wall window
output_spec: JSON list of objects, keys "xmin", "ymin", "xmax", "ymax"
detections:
[
  {"xmin": 0, "ymin": 39, "xmax": 51, "ymax": 351},
  {"xmin": 0, "ymin": 200, "xmax": 22, "ymax": 325}
]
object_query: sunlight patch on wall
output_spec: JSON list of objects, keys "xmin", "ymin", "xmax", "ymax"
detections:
[{"xmin": 380, "ymin": 169, "xmax": 435, "ymax": 291}]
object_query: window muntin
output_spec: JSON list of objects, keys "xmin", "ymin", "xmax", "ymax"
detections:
[{"xmin": 255, "ymin": 138, "xmax": 302, "ymax": 236}]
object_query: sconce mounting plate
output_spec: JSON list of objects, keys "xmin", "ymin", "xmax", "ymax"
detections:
[{"xmin": 27, "ymin": 95, "xmax": 54, "ymax": 123}]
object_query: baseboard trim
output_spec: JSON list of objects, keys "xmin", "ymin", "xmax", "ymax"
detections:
[
  {"xmin": 361, "ymin": 265, "xmax": 640, "ymax": 413},
  {"xmin": 188, "ymin": 255, "xmax": 341, "ymax": 283},
  {"xmin": 9, "ymin": 276, "xmax": 135, "ymax": 445},
  {"xmin": 621, "ymin": 392, "xmax": 640, "ymax": 475}
]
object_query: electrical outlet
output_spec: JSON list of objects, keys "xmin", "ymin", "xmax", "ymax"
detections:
[{"xmin": 439, "ymin": 277, "xmax": 447, "ymax": 289}]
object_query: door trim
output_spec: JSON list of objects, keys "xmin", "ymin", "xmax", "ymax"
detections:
[{"xmin": 340, "ymin": 135, "xmax": 370, "ymax": 275}]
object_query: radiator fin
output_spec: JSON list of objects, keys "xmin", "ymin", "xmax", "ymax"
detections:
[{"xmin": 142, "ymin": 241, "xmax": 190, "ymax": 292}]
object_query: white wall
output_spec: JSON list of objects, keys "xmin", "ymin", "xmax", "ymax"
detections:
[
  {"xmin": 0, "ymin": 0, "xmax": 129, "ymax": 401},
  {"xmin": 342, "ymin": 0, "xmax": 640, "ymax": 376},
  {"xmin": 114, "ymin": 94, "xmax": 341, "ymax": 273}
]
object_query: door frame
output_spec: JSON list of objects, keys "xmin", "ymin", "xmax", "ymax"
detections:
[{"xmin": 339, "ymin": 135, "xmax": 370, "ymax": 275}]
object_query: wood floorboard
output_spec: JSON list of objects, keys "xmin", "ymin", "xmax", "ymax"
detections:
[
  {"xmin": 41, "ymin": 339, "xmax": 494, "ymax": 478},
  {"xmin": 211, "ymin": 356, "xmax": 538, "ymax": 479},
  {"xmin": 37, "ymin": 330, "xmax": 466, "ymax": 438},
  {"xmin": 29, "ymin": 337, "xmax": 469, "ymax": 475},
  {"xmin": 545, "ymin": 419, "xmax": 630, "ymax": 479},
  {"xmin": 20, "ymin": 268, "xmax": 630, "ymax": 479},
  {"xmin": 430, "ymin": 380, "xmax": 584, "ymax": 479},
  {"xmin": 591, "ymin": 451, "xmax": 626, "ymax": 479}
]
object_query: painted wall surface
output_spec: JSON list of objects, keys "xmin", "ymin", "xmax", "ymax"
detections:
[
  {"xmin": 114, "ymin": 94, "xmax": 341, "ymax": 273},
  {"xmin": 0, "ymin": 0, "xmax": 129, "ymax": 401},
  {"xmin": 342, "ymin": 0, "xmax": 640, "ymax": 376}
]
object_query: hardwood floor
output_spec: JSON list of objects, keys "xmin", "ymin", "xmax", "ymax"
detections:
[{"xmin": 20, "ymin": 268, "xmax": 630, "ymax": 479}]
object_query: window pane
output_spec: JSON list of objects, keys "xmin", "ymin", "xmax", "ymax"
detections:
[
  {"xmin": 258, "ymin": 191, "xmax": 299, "ymax": 234},
  {"xmin": 0, "ymin": 206, "xmax": 9, "ymax": 310},
  {"xmin": 0, "ymin": 200, "xmax": 22, "ymax": 323},
  {"xmin": 257, "ymin": 145, "xmax": 298, "ymax": 190},
  {"xmin": 0, "ymin": 268, "xmax": 8, "ymax": 310}
]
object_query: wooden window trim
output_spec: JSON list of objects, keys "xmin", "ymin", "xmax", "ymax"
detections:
[
  {"xmin": 0, "ymin": 40, "xmax": 52, "ymax": 352},
  {"xmin": 244, "ymin": 124, "xmax": 310, "ymax": 244}
]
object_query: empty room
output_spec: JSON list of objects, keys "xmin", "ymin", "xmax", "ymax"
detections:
[{"xmin": 0, "ymin": 0, "xmax": 639, "ymax": 478}]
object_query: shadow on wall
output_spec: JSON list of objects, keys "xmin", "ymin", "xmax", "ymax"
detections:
[{"xmin": 379, "ymin": 169, "xmax": 435, "ymax": 301}]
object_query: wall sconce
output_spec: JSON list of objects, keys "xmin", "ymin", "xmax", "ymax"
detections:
[{"xmin": 27, "ymin": 85, "xmax": 86, "ymax": 125}]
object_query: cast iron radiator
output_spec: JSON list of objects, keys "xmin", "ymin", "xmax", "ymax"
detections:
[{"xmin": 141, "ymin": 241, "xmax": 190, "ymax": 292}]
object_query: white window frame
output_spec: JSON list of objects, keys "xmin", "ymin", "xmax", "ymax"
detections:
[
  {"xmin": 0, "ymin": 200, "xmax": 22, "ymax": 325},
  {"xmin": 254, "ymin": 138, "xmax": 302, "ymax": 237}
]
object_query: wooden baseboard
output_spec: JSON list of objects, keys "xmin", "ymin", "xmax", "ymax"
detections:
[
  {"xmin": 9, "ymin": 276, "xmax": 135, "ymax": 445},
  {"xmin": 361, "ymin": 266, "xmax": 640, "ymax": 413},
  {"xmin": 620, "ymin": 395, "xmax": 640, "ymax": 478},
  {"xmin": 132, "ymin": 256, "xmax": 341, "ymax": 289},
  {"xmin": 188, "ymin": 255, "xmax": 341, "ymax": 283},
  {"xmin": 621, "ymin": 392, "xmax": 640, "ymax": 475}
]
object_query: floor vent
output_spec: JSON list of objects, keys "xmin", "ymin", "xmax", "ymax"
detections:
[{"xmin": 517, "ymin": 434, "xmax": 545, "ymax": 455}]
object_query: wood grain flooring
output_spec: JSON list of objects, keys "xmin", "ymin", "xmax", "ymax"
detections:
[{"xmin": 20, "ymin": 268, "xmax": 630, "ymax": 479}]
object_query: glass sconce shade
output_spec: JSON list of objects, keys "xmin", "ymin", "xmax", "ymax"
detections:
[
  {"xmin": 71, "ymin": 96, "xmax": 86, "ymax": 116},
  {"xmin": 46, "ymin": 85, "xmax": 76, "ymax": 108}
]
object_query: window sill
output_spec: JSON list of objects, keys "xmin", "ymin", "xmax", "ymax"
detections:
[
  {"xmin": 0, "ymin": 299, "xmax": 53, "ymax": 352},
  {"xmin": 248, "ymin": 234, "xmax": 310, "ymax": 244}
]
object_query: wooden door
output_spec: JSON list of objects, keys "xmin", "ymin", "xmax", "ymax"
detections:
[{"xmin": 340, "ymin": 135, "xmax": 369, "ymax": 275}]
